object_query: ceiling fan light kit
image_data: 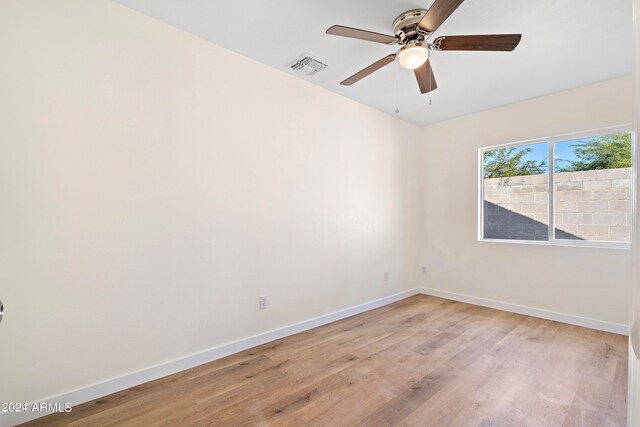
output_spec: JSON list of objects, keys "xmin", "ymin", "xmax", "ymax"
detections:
[
  {"xmin": 398, "ymin": 41, "xmax": 430, "ymax": 70},
  {"xmin": 326, "ymin": 0, "xmax": 522, "ymax": 94}
]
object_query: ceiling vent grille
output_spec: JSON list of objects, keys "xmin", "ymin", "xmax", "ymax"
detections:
[{"xmin": 289, "ymin": 54, "xmax": 328, "ymax": 76}]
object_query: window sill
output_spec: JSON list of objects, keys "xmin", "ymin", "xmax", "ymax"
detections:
[{"xmin": 479, "ymin": 238, "xmax": 630, "ymax": 250}]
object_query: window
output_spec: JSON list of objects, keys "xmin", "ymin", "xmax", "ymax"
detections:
[{"xmin": 480, "ymin": 126, "xmax": 632, "ymax": 248}]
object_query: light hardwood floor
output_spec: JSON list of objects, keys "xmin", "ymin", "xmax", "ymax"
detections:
[{"xmin": 23, "ymin": 295, "xmax": 627, "ymax": 426}]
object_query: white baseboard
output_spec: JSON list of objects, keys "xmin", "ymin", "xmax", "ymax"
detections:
[
  {"xmin": 0, "ymin": 289, "xmax": 419, "ymax": 427},
  {"xmin": 418, "ymin": 287, "xmax": 630, "ymax": 336},
  {"xmin": 2, "ymin": 286, "xmax": 629, "ymax": 426}
]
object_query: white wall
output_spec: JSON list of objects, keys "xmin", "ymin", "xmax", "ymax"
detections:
[
  {"xmin": 418, "ymin": 76, "xmax": 633, "ymax": 328},
  {"xmin": 629, "ymin": 0, "xmax": 640, "ymax": 422},
  {"xmin": 0, "ymin": 0, "xmax": 419, "ymax": 406}
]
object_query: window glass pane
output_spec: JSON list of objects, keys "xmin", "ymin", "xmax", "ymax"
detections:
[
  {"xmin": 554, "ymin": 132, "xmax": 632, "ymax": 242},
  {"xmin": 483, "ymin": 142, "xmax": 549, "ymax": 241}
]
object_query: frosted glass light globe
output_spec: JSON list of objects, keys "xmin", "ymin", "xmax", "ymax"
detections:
[{"xmin": 398, "ymin": 41, "xmax": 429, "ymax": 70}]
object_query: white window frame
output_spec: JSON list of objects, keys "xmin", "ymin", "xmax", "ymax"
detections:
[{"xmin": 478, "ymin": 124, "xmax": 633, "ymax": 250}]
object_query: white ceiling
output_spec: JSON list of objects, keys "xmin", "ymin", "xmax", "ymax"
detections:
[{"xmin": 115, "ymin": 0, "xmax": 632, "ymax": 126}]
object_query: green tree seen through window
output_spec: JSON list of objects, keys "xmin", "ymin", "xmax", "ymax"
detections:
[
  {"xmin": 556, "ymin": 133, "xmax": 632, "ymax": 172},
  {"xmin": 483, "ymin": 147, "xmax": 547, "ymax": 179}
]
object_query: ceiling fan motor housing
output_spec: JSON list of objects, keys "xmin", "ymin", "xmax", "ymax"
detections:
[{"xmin": 392, "ymin": 9, "xmax": 429, "ymax": 45}]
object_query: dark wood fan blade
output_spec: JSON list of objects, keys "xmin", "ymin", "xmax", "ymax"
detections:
[
  {"xmin": 433, "ymin": 34, "xmax": 522, "ymax": 51},
  {"xmin": 418, "ymin": 0, "xmax": 465, "ymax": 33},
  {"xmin": 341, "ymin": 54, "xmax": 397, "ymax": 86},
  {"xmin": 414, "ymin": 60, "xmax": 437, "ymax": 94},
  {"xmin": 326, "ymin": 25, "xmax": 398, "ymax": 45}
]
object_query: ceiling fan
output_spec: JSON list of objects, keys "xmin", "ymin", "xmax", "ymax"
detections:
[{"xmin": 326, "ymin": 0, "xmax": 522, "ymax": 94}]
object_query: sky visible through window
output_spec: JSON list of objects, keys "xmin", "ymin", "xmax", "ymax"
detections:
[
  {"xmin": 553, "ymin": 139, "xmax": 580, "ymax": 171},
  {"xmin": 489, "ymin": 138, "xmax": 588, "ymax": 175}
]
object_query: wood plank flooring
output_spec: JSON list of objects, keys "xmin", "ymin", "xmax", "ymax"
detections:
[{"xmin": 22, "ymin": 295, "xmax": 628, "ymax": 426}]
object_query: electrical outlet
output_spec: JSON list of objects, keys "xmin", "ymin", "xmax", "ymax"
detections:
[
  {"xmin": 422, "ymin": 266, "xmax": 427, "ymax": 275},
  {"xmin": 384, "ymin": 272, "xmax": 389, "ymax": 282},
  {"xmin": 259, "ymin": 295, "xmax": 268, "ymax": 310}
]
